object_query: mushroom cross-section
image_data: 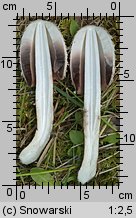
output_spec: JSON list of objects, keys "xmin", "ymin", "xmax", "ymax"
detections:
[
  {"xmin": 70, "ymin": 25, "xmax": 115, "ymax": 184},
  {"xmin": 19, "ymin": 20, "xmax": 67, "ymax": 165}
]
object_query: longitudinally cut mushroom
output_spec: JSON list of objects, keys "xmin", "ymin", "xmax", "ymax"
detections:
[
  {"xmin": 70, "ymin": 25, "xmax": 115, "ymax": 184},
  {"xmin": 19, "ymin": 20, "xmax": 67, "ymax": 165}
]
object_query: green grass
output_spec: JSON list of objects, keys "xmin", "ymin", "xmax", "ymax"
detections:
[{"xmin": 16, "ymin": 16, "xmax": 120, "ymax": 186}]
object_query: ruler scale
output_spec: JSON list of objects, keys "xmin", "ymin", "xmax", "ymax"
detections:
[{"xmin": 0, "ymin": 0, "xmax": 136, "ymax": 217}]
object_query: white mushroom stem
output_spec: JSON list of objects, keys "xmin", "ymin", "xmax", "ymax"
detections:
[
  {"xmin": 19, "ymin": 22, "xmax": 53, "ymax": 164},
  {"xmin": 78, "ymin": 29, "xmax": 101, "ymax": 184}
]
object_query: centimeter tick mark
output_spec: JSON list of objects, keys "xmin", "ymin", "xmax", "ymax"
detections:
[
  {"xmin": 15, "ymin": 182, "xmax": 18, "ymax": 200},
  {"xmin": 80, "ymin": 183, "xmax": 82, "ymax": 200},
  {"xmin": 117, "ymin": 79, "xmax": 134, "ymax": 82},
  {"xmin": 34, "ymin": 182, "xmax": 36, "ymax": 189},
  {"xmin": 87, "ymin": 8, "xmax": 88, "ymax": 20},
  {"xmin": 23, "ymin": 8, "xmax": 24, "ymax": 19},
  {"xmin": 2, "ymin": 120, "xmax": 19, "ymax": 123},
  {"xmin": 112, "ymin": 182, "xmax": 114, "ymax": 194},
  {"xmin": 13, "ymin": 13, "xmax": 20, "ymax": 21},
  {"xmin": 55, "ymin": 2, "xmax": 57, "ymax": 20},
  {"xmin": 48, "ymin": 182, "xmax": 50, "ymax": 194},
  {"xmin": 81, "ymin": 13, "xmax": 82, "ymax": 20}
]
